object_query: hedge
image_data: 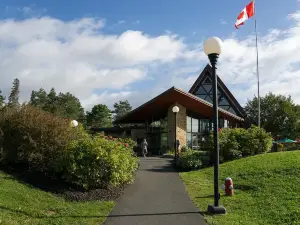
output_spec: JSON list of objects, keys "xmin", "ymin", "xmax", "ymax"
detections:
[
  {"xmin": 204, "ymin": 125, "xmax": 273, "ymax": 163},
  {"xmin": 0, "ymin": 105, "xmax": 138, "ymax": 190}
]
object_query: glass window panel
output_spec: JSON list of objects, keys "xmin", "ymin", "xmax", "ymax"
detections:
[
  {"xmin": 204, "ymin": 77, "xmax": 212, "ymax": 84},
  {"xmin": 227, "ymin": 120, "xmax": 232, "ymax": 128},
  {"xmin": 186, "ymin": 116, "xmax": 191, "ymax": 132},
  {"xmin": 219, "ymin": 96, "xmax": 230, "ymax": 106},
  {"xmin": 199, "ymin": 119, "xmax": 209, "ymax": 133},
  {"xmin": 228, "ymin": 107, "xmax": 237, "ymax": 115},
  {"xmin": 199, "ymin": 120, "xmax": 204, "ymax": 133},
  {"xmin": 224, "ymin": 119, "xmax": 228, "ymax": 128},
  {"xmin": 186, "ymin": 133, "xmax": 192, "ymax": 148},
  {"xmin": 203, "ymin": 84, "xmax": 212, "ymax": 93},
  {"xmin": 219, "ymin": 105, "xmax": 230, "ymax": 111},
  {"xmin": 219, "ymin": 118, "xmax": 224, "ymax": 128},
  {"xmin": 205, "ymin": 95, "xmax": 213, "ymax": 103},
  {"xmin": 192, "ymin": 118, "xmax": 199, "ymax": 132},
  {"xmin": 192, "ymin": 134, "xmax": 201, "ymax": 150},
  {"xmin": 196, "ymin": 94, "xmax": 206, "ymax": 100},
  {"xmin": 195, "ymin": 86, "xmax": 206, "ymax": 95}
]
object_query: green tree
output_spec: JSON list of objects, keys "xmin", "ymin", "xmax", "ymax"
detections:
[
  {"xmin": 8, "ymin": 78, "xmax": 20, "ymax": 108},
  {"xmin": 46, "ymin": 88, "xmax": 58, "ymax": 114},
  {"xmin": 113, "ymin": 100, "xmax": 132, "ymax": 121},
  {"xmin": 29, "ymin": 88, "xmax": 48, "ymax": 109},
  {"xmin": 87, "ymin": 104, "xmax": 112, "ymax": 128},
  {"xmin": 56, "ymin": 92, "xmax": 85, "ymax": 121},
  {"xmin": 0, "ymin": 90, "xmax": 5, "ymax": 109},
  {"xmin": 244, "ymin": 92, "xmax": 300, "ymax": 139},
  {"xmin": 29, "ymin": 88, "xmax": 85, "ymax": 123}
]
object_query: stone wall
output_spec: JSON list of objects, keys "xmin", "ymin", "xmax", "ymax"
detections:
[{"xmin": 168, "ymin": 103, "xmax": 187, "ymax": 152}]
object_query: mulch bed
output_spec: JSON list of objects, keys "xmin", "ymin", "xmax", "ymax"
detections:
[
  {"xmin": 62, "ymin": 186, "xmax": 125, "ymax": 201},
  {"xmin": 1, "ymin": 165, "xmax": 126, "ymax": 202}
]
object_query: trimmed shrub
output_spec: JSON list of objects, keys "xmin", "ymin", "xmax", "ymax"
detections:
[
  {"xmin": 177, "ymin": 149, "xmax": 211, "ymax": 171},
  {"xmin": 203, "ymin": 125, "xmax": 273, "ymax": 162},
  {"xmin": 55, "ymin": 135, "xmax": 139, "ymax": 189},
  {"xmin": 245, "ymin": 125, "xmax": 273, "ymax": 155},
  {"xmin": 218, "ymin": 128, "xmax": 244, "ymax": 162}
]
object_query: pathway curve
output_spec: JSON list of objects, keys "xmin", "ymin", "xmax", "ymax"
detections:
[{"xmin": 104, "ymin": 157, "xmax": 207, "ymax": 225}]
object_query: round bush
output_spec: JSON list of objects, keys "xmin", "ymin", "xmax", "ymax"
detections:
[
  {"xmin": 0, "ymin": 105, "xmax": 86, "ymax": 171},
  {"xmin": 203, "ymin": 126, "xmax": 272, "ymax": 162},
  {"xmin": 56, "ymin": 135, "xmax": 139, "ymax": 189},
  {"xmin": 177, "ymin": 150, "xmax": 211, "ymax": 171}
]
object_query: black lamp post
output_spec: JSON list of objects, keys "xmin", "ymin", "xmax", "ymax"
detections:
[
  {"xmin": 204, "ymin": 37, "xmax": 226, "ymax": 215},
  {"xmin": 172, "ymin": 105, "xmax": 179, "ymax": 161}
]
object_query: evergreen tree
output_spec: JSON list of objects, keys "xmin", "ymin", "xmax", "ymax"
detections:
[
  {"xmin": 0, "ymin": 89, "xmax": 5, "ymax": 109},
  {"xmin": 8, "ymin": 78, "xmax": 20, "ymax": 108},
  {"xmin": 113, "ymin": 100, "xmax": 132, "ymax": 121},
  {"xmin": 87, "ymin": 104, "xmax": 112, "ymax": 128}
]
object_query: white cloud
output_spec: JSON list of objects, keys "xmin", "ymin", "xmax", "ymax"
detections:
[
  {"xmin": 118, "ymin": 20, "xmax": 126, "ymax": 24},
  {"xmin": 159, "ymin": 10, "xmax": 300, "ymax": 107},
  {"xmin": 81, "ymin": 91, "xmax": 133, "ymax": 111},
  {"xmin": 220, "ymin": 19, "xmax": 228, "ymax": 25},
  {"xmin": 0, "ymin": 16, "xmax": 191, "ymax": 110},
  {"xmin": 2, "ymin": 9, "xmax": 300, "ymax": 113},
  {"xmin": 5, "ymin": 5, "xmax": 47, "ymax": 17}
]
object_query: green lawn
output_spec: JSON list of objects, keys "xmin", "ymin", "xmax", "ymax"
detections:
[
  {"xmin": 0, "ymin": 171, "xmax": 114, "ymax": 225},
  {"xmin": 181, "ymin": 151, "xmax": 300, "ymax": 225}
]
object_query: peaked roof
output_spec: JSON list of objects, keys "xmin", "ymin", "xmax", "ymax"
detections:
[
  {"xmin": 189, "ymin": 64, "xmax": 246, "ymax": 118},
  {"xmin": 115, "ymin": 87, "xmax": 244, "ymax": 124}
]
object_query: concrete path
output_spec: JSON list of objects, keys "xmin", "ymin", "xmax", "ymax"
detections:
[{"xmin": 104, "ymin": 157, "xmax": 207, "ymax": 225}]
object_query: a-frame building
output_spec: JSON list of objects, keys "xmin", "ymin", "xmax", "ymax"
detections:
[
  {"xmin": 113, "ymin": 65, "xmax": 249, "ymax": 153},
  {"xmin": 189, "ymin": 64, "xmax": 246, "ymax": 119}
]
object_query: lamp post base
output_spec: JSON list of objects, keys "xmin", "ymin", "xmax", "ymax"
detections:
[{"xmin": 207, "ymin": 204, "xmax": 226, "ymax": 215}]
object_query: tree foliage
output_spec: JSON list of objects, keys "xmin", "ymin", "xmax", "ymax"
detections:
[
  {"xmin": 7, "ymin": 78, "xmax": 20, "ymax": 108},
  {"xmin": 0, "ymin": 90, "xmax": 5, "ymax": 109},
  {"xmin": 29, "ymin": 88, "xmax": 85, "ymax": 122},
  {"xmin": 86, "ymin": 104, "xmax": 112, "ymax": 128},
  {"xmin": 113, "ymin": 100, "xmax": 132, "ymax": 121},
  {"xmin": 244, "ymin": 92, "xmax": 300, "ymax": 139}
]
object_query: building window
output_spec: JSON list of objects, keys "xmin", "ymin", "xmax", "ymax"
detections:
[
  {"xmin": 186, "ymin": 114, "xmax": 231, "ymax": 149},
  {"xmin": 186, "ymin": 114, "xmax": 211, "ymax": 150},
  {"xmin": 187, "ymin": 116, "xmax": 191, "ymax": 132},
  {"xmin": 192, "ymin": 118, "xmax": 199, "ymax": 132},
  {"xmin": 194, "ymin": 74, "xmax": 238, "ymax": 116}
]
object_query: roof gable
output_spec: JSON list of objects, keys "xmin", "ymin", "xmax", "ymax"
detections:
[
  {"xmin": 189, "ymin": 64, "xmax": 246, "ymax": 118},
  {"xmin": 115, "ymin": 86, "xmax": 244, "ymax": 124}
]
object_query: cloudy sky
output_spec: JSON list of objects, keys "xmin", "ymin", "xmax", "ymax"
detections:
[{"xmin": 0, "ymin": 0, "xmax": 300, "ymax": 111}]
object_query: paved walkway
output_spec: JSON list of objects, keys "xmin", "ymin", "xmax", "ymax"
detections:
[{"xmin": 104, "ymin": 157, "xmax": 207, "ymax": 225}]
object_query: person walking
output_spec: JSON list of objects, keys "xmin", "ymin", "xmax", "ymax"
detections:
[{"xmin": 141, "ymin": 138, "xmax": 148, "ymax": 157}]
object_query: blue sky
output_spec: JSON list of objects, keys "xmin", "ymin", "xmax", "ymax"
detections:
[
  {"xmin": 1, "ymin": 0, "xmax": 300, "ymax": 110},
  {"xmin": 1, "ymin": 0, "xmax": 296, "ymax": 36}
]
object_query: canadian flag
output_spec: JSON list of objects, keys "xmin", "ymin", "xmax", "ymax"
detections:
[{"xmin": 235, "ymin": 1, "xmax": 255, "ymax": 29}]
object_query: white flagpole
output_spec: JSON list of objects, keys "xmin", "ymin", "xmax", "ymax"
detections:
[{"xmin": 254, "ymin": 0, "xmax": 260, "ymax": 128}]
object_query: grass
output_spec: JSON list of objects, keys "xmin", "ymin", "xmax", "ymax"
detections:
[
  {"xmin": 0, "ymin": 170, "xmax": 114, "ymax": 225},
  {"xmin": 180, "ymin": 151, "xmax": 300, "ymax": 225}
]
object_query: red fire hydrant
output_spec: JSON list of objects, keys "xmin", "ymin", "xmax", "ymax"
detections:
[{"xmin": 224, "ymin": 177, "xmax": 234, "ymax": 196}]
